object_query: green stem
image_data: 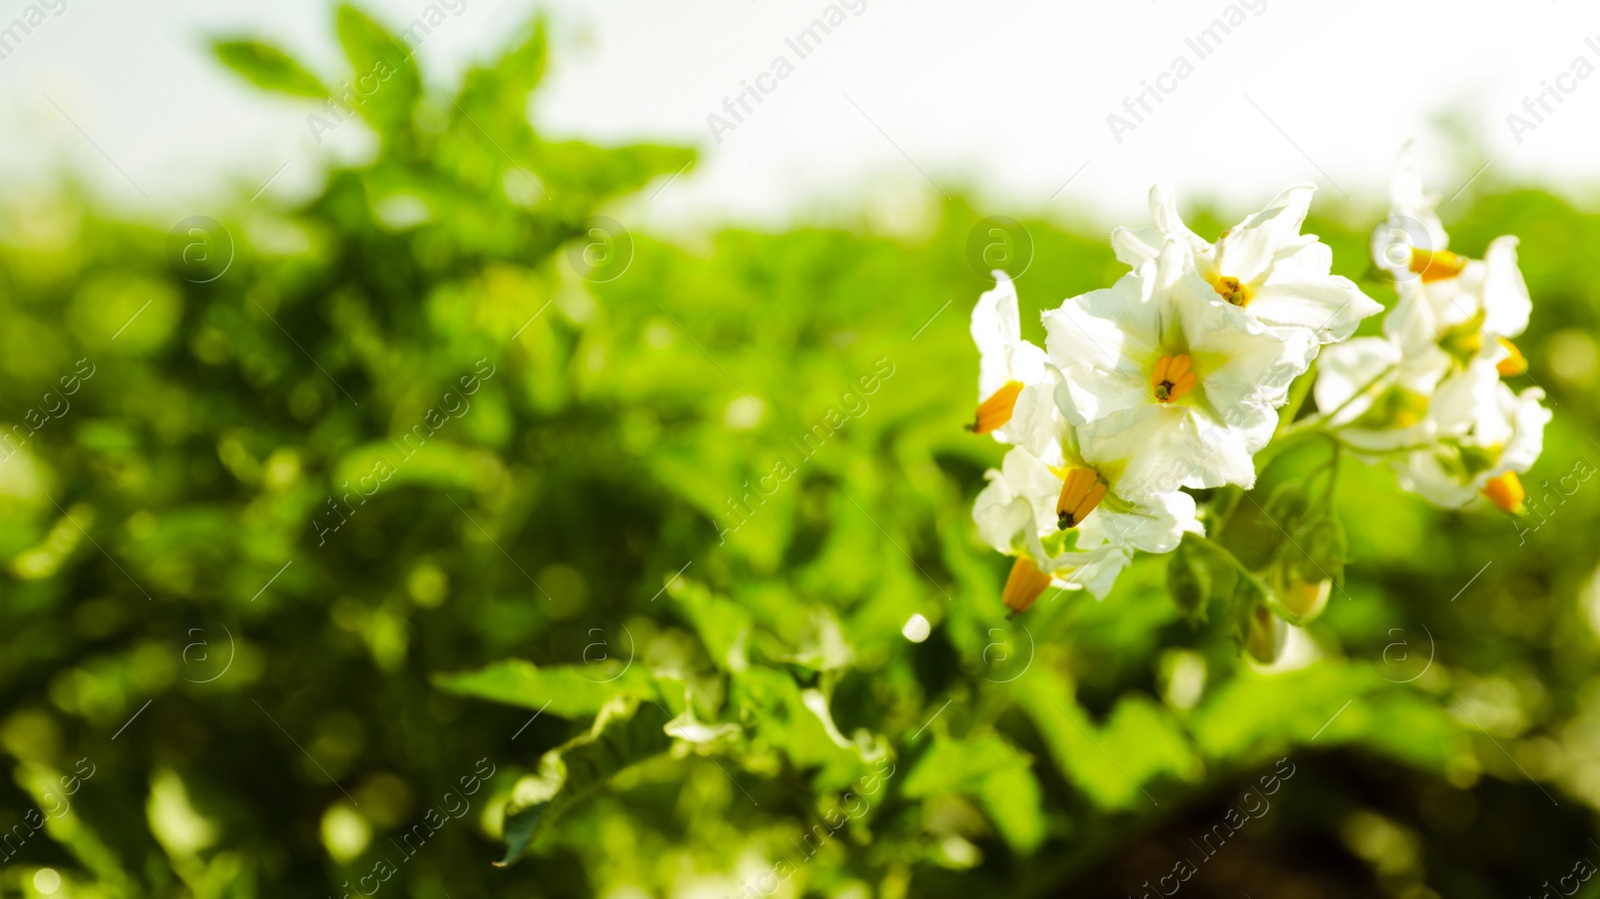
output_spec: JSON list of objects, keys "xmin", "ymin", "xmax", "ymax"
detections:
[
  {"xmin": 1249, "ymin": 423, "xmax": 1326, "ymax": 474},
  {"xmin": 1195, "ymin": 534, "xmax": 1272, "ymax": 593},
  {"xmin": 1274, "ymin": 360, "xmax": 1317, "ymax": 437},
  {"xmin": 1280, "ymin": 362, "xmax": 1397, "ymax": 440},
  {"xmin": 1319, "ymin": 441, "xmax": 1343, "ymax": 506}
]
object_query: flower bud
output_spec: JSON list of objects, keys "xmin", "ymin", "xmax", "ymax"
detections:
[{"xmin": 1245, "ymin": 602, "xmax": 1288, "ymax": 664}]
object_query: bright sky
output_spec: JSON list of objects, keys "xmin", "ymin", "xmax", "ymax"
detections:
[{"xmin": 4, "ymin": 0, "xmax": 1599, "ymax": 232}]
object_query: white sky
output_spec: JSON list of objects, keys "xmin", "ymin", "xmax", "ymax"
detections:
[{"xmin": 4, "ymin": 0, "xmax": 1600, "ymax": 232}]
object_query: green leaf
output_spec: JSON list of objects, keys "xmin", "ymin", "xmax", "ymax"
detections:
[
  {"xmin": 456, "ymin": 19, "xmax": 549, "ymax": 126},
  {"xmin": 902, "ymin": 735, "xmax": 1044, "ymax": 851},
  {"xmin": 432, "ymin": 660, "xmax": 655, "ymax": 719},
  {"xmin": 497, "ymin": 695, "xmax": 675, "ymax": 865},
  {"xmin": 976, "ymin": 761, "xmax": 1045, "ymax": 852},
  {"xmin": 1016, "ymin": 668, "xmax": 1197, "ymax": 811},
  {"xmin": 334, "ymin": 4, "xmax": 422, "ymax": 136},
  {"xmin": 212, "ymin": 40, "xmax": 328, "ymax": 98},
  {"xmin": 670, "ymin": 577, "xmax": 753, "ymax": 673},
  {"xmin": 731, "ymin": 667, "xmax": 871, "ymax": 784}
]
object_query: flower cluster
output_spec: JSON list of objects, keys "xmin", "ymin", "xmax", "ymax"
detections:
[
  {"xmin": 1315, "ymin": 144, "xmax": 1550, "ymax": 513},
  {"xmin": 967, "ymin": 151, "xmax": 1549, "ymax": 657}
]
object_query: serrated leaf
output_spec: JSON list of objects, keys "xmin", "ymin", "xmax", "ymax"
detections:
[
  {"xmin": 497, "ymin": 695, "xmax": 674, "ymax": 865},
  {"xmin": 731, "ymin": 667, "xmax": 869, "ymax": 782},
  {"xmin": 213, "ymin": 40, "xmax": 328, "ymax": 98},
  {"xmin": 432, "ymin": 660, "xmax": 654, "ymax": 719}
]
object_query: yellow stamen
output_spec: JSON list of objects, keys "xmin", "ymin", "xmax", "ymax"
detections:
[
  {"xmin": 1482, "ymin": 471, "xmax": 1526, "ymax": 514},
  {"xmin": 1409, "ymin": 248, "xmax": 1467, "ymax": 282},
  {"xmin": 1213, "ymin": 275, "xmax": 1249, "ymax": 306},
  {"xmin": 1002, "ymin": 556, "xmax": 1053, "ymax": 616},
  {"xmin": 1496, "ymin": 338, "xmax": 1528, "ymax": 376},
  {"xmin": 968, "ymin": 380, "xmax": 1025, "ymax": 435},
  {"xmin": 1151, "ymin": 354, "xmax": 1196, "ymax": 404},
  {"xmin": 1055, "ymin": 468, "xmax": 1106, "ymax": 528}
]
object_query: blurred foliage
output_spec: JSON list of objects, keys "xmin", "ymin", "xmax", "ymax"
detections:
[{"xmin": 2, "ymin": 5, "xmax": 1600, "ymax": 898}]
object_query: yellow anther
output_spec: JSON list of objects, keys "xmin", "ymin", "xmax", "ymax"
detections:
[
  {"xmin": 1482, "ymin": 471, "xmax": 1526, "ymax": 514},
  {"xmin": 968, "ymin": 380, "xmax": 1025, "ymax": 435},
  {"xmin": 1409, "ymin": 248, "xmax": 1467, "ymax": 282},
  {"xmin": 1496, "ymin": 338, "xmax": 1528, "ymax": 376},
  {"xmin": 1002, "ymin": 556, "xmax": 1053, "ymax": 616},
  {"xmin": 1213, "ymin": 275, "xmax": 1249, "ymax": 306},
  {"xmin": 1151, "ymin": 354, "xmax": 1197, "ymax": 404},
  {"xmin": 1056, "ymin": 468, "xmax": 1107, "ymax": 529}
]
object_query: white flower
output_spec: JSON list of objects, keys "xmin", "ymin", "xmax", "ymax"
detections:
[
  {"xmin": 1011, "ymin": 380, "xmax": 1199, "ymax": 551},
  {"xmin": 969, "ymin": 270, "xmax": 1048, "ymax": 441},
  {"xmin": 972, "ymin": 445, "xmax": 1133, "ymax": 606},
  {"xmin": 1044, "ymin": 241, "xmax": 1313, "ymax": 492},
  {"xmin": 971, "ymin": 377, "xmax": 1211, "ymax": 612},
  {"xmin": 1386, "ymin": 141, "xmax": 1449, "ymax": 259},
  {"xmin": 1381, "ymin": 145, "xmax": 1532, "ymax": 376},
  {"xmin": 1312, "ymin": 335, "xmax": 1455, "ymax": 453},
  {"xmin": 1113, "ymin": 184, "xmax": 1381, "ymax": 344},
  {"xmin": 1393, "ymin": 363, "xmax": 1550, "ymax": 511},
  {"xmin": 1387, "ymin": 237, "xmax": 1531, "ymax": 374}
]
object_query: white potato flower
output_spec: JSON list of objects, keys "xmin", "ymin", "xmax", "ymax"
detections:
[
  {"xmin": 1381, "ymin": 144, "xmax": 1532, "ymax": 377},
  {"xmin": 1044, "ymin": 241, "xmax": 1313, "ymax": 492},
  {"xmin": 1386, "ymin": 141, "xmax": 1449, "ymax": 258},
  {"xmin": 972, "ymin": 444, "xmax": 1134, "ymax": 612},
  {"xmin": 1394, "ymin": 362, "xmax": 1550, "ymax": 512},
  {"xmin": 969, "ymin": 270, "xmax": 1048, "ymax": 441},
  {"xmin": 1316, "ymin": 343, "xmax": 1550, "ymax": 511},
  {"xmin": 1386, "ymin": 236, "xmax": 1531, "ymax": 375},
  {"xmin": 1312, "ymin": 334, "xmax": 1456, "ymax": 453},
  {"xmin": 1008, "ymin": 380, "xmax": 1200, "ymax": 551},
  {"xmin": 1113, "ymin": 184, "xmax": 1381, "ymax": 345}
]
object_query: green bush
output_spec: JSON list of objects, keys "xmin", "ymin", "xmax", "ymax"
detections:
[{"xmin": 2, "ymin": 6, "xmax": 1598, "ymax": 898}]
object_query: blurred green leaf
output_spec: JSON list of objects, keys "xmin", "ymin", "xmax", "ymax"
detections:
[
  {"xmin": 212, "ymin": 39, "xmax": 328, "ymax": 98},
  {"xmin": 433, "ymin": 660, "xmax": 656, "ymax": 719},
  {"xmin": 334, "ymin": 4, "xmax": 422, "ymax": 137},
  {"xmin": 903, "ymin": 734, "xmax": 1044, "ymax": 850},
  {"xmin": 498, "ymin": 695, "xmax": 674, "ymax": 866}
]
